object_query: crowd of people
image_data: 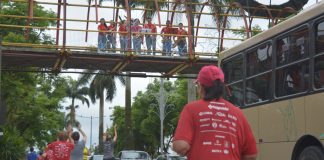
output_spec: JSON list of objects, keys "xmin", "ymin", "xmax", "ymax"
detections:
[
  {"xmin": 97, "ymin": 17, "xmax": 188, "ymax": 56},
  {"xmin": 26, "ymin": 124, "xmax": 118, "ymax": 160}
]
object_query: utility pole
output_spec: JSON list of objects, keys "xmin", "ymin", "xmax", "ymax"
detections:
[
  {"xmin": 90, "ymin": 116, "xmax": 93, "ymax": 148},
  {"xmin": 0, "ymin": 36, "xmax": 4, "ymax": 140}
]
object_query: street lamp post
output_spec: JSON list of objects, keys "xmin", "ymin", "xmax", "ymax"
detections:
[{"xmin": 151, "ymin": 78, "xmax": 173, "ymax": 154}]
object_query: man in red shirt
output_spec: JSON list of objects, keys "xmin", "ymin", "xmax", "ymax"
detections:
[
  {"xmin": 173, "ymin": 65, "xmax": 258, "ymax": 160},
  {"xmin": 173, "ymin": 23, "xmax": 187, "ymax": 56},
  {"xmin": 160, "ymin": 20, "xmax": 173, "ymax": 56},
  {"xmin": 46, "ymin": 127, "xmax": 74, "ymax": 160},
  {"xmin": 143, "ymin": 17, "xmax": 157, "ymax": 55}
]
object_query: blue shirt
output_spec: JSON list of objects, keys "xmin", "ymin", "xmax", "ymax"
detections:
[{"xmin": 27, "ymin": 151, "xmax": 37, "ymax": 160}]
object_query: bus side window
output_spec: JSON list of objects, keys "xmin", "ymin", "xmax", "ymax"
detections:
[
  {"xmin": 246, "ymin": 51, "xmax": 258, "ymax": 76},
  {"xmin": 285, "ymin": 69, "xmax": 301, "ymax": 94},
  {"xmin": 246, "ymin": 72, "xmax": 272, "ymax": 104},
  {"xmin": 276, "ymin": 38, "xmax": 289, "ymax": 66},
  {"xmin": 226, "ymin": 83, "xmax": 243, "ymax": 107},
  {"xmin": 316, "ymin": 21, "xmax": 324, "ymax": 54},
  {"xmin": 291, "ymin": 29, "xmax": 308, "ymax": 61},
  {"xmin": 222, "ymin": 55, "xmax": 243, "ymax": 83},
  {"xmin": 276, "ymin": 62, "xmax": 309, "ymax": 97},
  {"xmin": 314, "ymin": 55, "xmax": 324, "ymax": 88}
]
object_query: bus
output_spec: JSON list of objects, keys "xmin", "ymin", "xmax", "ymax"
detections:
[{"xmin": 219, "ymin": 1, "xmax": 324, "ymax": 160}]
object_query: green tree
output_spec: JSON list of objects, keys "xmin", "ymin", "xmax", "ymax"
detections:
[
  {"xmin": 79, "ymin": 70, "xmax": 125, "ymax": 153},
  {"xmin": 64, "ymin": 77, "xmax": 90, "ymax": 127},
  {"xmin": 232, "ymin": 25, "xmax": 263, "ymax": 39},
  {"xmin": 0, "ymin": 1, "xmax": 56, "ymax": 44},
  {"xmin": 2, "ymin": 72, "xmax": 67, "ymax": 148},
  {"xmin": 111, "ymin": 79, "xmax": 188, "ymax": 155},
  {"xmin": 0, "ymin": 2, "xmax": 66, "ymax": 158},
  {"xmin": 0, "ymin": 126, "xmax": 25, "ymax": 160}
]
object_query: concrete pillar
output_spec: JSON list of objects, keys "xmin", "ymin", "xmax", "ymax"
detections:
[{"xmin": 186, "ymin": 74, "xmax": 197, "ymax": 102}]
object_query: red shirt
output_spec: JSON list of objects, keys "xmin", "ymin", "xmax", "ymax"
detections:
[
  {"xmin": 173, "ymin": 98, "xmax": 257, "ymax": 160},
  {"xmin": 161, "ymin": 26, "xmax": 174, "ymax": 39},
  {"xmin": 131, "ymin": 25, "xmax": 142, "ymax": 32},
  {"xmin": 47, "ymin": 141, "xmax": 74, "ymax": 160},
  {"xmin": 161, "ymin": 26, "xmax": 173, "ymax": 34},
  {"xmin": 176, "ymin": 28, "xmax": 187, "ymax": 41},
  {"xmin": 131, "ymin": 25, "xmax": 142, "ymax": 36},
  {"xmin": 98, "ymin": 24, "xmax": 107, "ymax": 35},
  {"xmin": 143, "ymin": 23, "xmax": 157, "ymax": 33},
  {"xmin": 119, "ymin": 24, "xmax": 127, "ymax": 36},
  {"xmin": 108, "ymin": 24, "xmax": 116, "ymax": 31}
]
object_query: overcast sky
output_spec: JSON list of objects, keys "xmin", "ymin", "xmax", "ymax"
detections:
[{"xmin": 40, "ymin": 0, "xmax": 320, "ymax": 149}]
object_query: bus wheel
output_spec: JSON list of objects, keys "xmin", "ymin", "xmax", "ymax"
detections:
[{"xmin": 298, "ymin": 146, "xmax": 324, "ymax": 160}]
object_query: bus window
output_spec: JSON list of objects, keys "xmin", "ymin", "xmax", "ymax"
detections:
[
  {"xmin": 290, "ymin": 29, "xmax": 308, "ymax": 60},
  {"xmin": 314, "ymin": 55, "xmax": 324, "ymax": 88},
  {"xmin": 316, "ymin": 21, "xmax": 324, "ymax": 54},
  {"xmin": 275, "ymin": 62, "xmax": 309, "ymax": 97},
  {"xmin": 276, "ymin": 37, "xmax": 289, "ymax": 66},
  {"xmin": 225, "ymin": 82, "xmax": 243, "ymax": 107},
  {"xmin": 276, "ymin": 28, "xmax": 308, "ymax": 66},
  {"xmin": 222, "ymin": 54, "xmax": 243, "ymax": 83},
  {"xmin": 246, "ymin": 44, "xmax": 272, "ymax": 76},
  {"xmin": 246, "ymin": 72, "xmax": 272, "ymax": 104}
]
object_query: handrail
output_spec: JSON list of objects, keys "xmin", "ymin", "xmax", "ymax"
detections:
[
  {"xmin": 0, "ymin": 14, "xmax": 263, "ymax": 33},
  {"xmin": 1, "ymin": 42, "xmax": 218, "ymax": 56},
  {"xmin": 0, "ymin": 24, "xmax": 244, "ymax": 41}
]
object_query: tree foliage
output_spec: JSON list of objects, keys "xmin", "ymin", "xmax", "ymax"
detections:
[
  {"xmin": 111, "ymin": 79, "xmax": 188, "ymax": 156},
  {"xmin": 78, "ymin": 70, "xmax": 125, "ymax": 153},
  {"xmin": 2, "ymin": 72, "xmax": 67, "ymax": 149},
  {"xmin": 0, "ymin": 2, "xmax": 56, "ymax": 44},
  {"xmin": 0, "ymin": 126, "xmax": 25, "ymax": 160},
  {"xmin": 64, "ymin": 77, "xmax": 90, "ymax": 128},
  {"xmin": 232, "ymin": 24, "xmax": 263, "ymax": 39},
  {"xmin": 0, "ymin": 2, "xmax": 67, "ymax": 159}
]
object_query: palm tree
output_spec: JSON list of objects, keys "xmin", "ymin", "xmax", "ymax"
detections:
[
  {"xmin": 79, "ymin": 70, "xmax": 125, "ymax": 153},
  {"xmin": 65, "ymin": 77, "xmax": 90, "ymax": 127}
]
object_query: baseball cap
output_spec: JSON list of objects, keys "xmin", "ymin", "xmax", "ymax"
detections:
[{"xmin": 196, "ymin": 65, "xmax": 224, "ymax": 87}]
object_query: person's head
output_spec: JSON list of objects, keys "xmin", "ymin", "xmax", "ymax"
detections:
[
  {"xmin": 57, "ymin": 132, "xmax": 68, "ymax": 141},
  {"xmin": 38, "ymin": 151, "xmax": 43, "ymax": 156},
  {"xmin": 178, "ymin": 23, "xmax": 183, "ymax": 29},
  {"xmin": 147, "ymin": 17, "xmax": 152, "ymax": 24},
  {"xmin": 72, "ymin": 131, "xmax": 80, "ymax": 142},
  {"xmin": 104, "ymin": 133, "xmax": 112, "ymax": 141},
  {"xmin": 30, "ymin": 147, "xmax": 34, "ymax": 152},
  {"xmin": 100, "ymin": 18, "xmax": 105, "ymax": 24},
  {"xmin": 196, "ymin": 65, "xmax": 225, "ymax": 101},
  {"xmin": 134, "ymin": 18, "xmax": 140, "ymax": 25},
  {"xmin": 166, "ymin": 20, "xmax": 171, "ymax": 26},
  {"xmin": 110, "ymin": 20, "xmax": 116, "ymax": 26}
]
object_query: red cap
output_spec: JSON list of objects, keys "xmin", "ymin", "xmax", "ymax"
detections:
[{"xmin": 196, "ymin": 65, "xmax": 224, "ymax": 87}]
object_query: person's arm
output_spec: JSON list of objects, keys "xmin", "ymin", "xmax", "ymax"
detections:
[
  {"xmin": 103, "ymin": 133, "xmax": 107, "ymax": 142},
  {"xmin": 113, "ymin": 125, "xmax": 117, "ymax": 142},
  {"xmin": 66, "ymin": 125, "xmax": 74, "ymax": 144},
  {"xmin": 160, "ymin": 28, "xmax": 164, "ymax": 38},
  {"xmin": 172, "ymin": 140, "xmax": 190, "ymax": 156},
  {"xmin": 77, "ymin": 124, "xmax": 87, "ymax": 144}
]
